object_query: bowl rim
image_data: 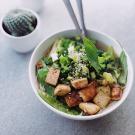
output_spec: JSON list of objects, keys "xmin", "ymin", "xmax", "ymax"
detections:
[
  {"xmin": 0, "ymin": 8, "xmax": 40, "ymax": 39},
  {"xmin": 29, "ymin": 29, "xmax": 134, "ymax": 120}
]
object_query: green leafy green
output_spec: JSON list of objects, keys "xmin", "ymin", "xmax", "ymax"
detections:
[
  {"xmin": 44, "ymin": 83, "xmax": 54, "ymax": 96},
  {"xmin": 56, "ymin": 39, "xmax": 64, "ymax": 54},
  {"xmin": 98, "ymin": 56, "xmax": 106, "ymax": 69},
  {"xmin": 83, "ymin": 37, "xmax": 101, "ymax": 72},
  {"xmin": 59, "ymin": 55, "xmax": 70, "ymax": 72},
  {"xmin": 62, "ymin": 38, "xmax": 72, "ymax": 49},
  {"xmin": 43, "ymin": 57, "xmax": 53, "ymax": 65},
  {"xmin": 97, "ymin": 47, "xmax": 116, "ymax": 70},
  {"xmin": 38, "ymin": 90, "xmax": 80, "ymax": 115},
  {"xmin": 56, "ymin": 38, "xmax": 72, "ymax": 55},
  {"xmin": 102, "ymin": 46, "xmax": 115, "ymax": 61},
  {"xmin": 118, "ymin": 51, "xmax": 128, "ymax": 85},
  {"xmin": 37, "ymin": 68, "xmax": 48, "ymax": 86},
  {"xmin": 60, "ymin": 55, "xmax": 69, "ymax": 66}
]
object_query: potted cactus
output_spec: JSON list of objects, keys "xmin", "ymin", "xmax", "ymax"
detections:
[{"xmin": 0, "ymin": 8, "xmax": 40, "ymax": 53}]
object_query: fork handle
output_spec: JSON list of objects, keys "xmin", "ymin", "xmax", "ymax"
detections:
[
  {"xmin": 63, "ymin": 0, "xmax": 82, "ymax": 34},
  {"xmin": 76, "ymin": 0, "xmax": 87, "ymax": 36}
]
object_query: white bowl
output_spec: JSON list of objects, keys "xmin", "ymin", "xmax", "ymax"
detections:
[
  {"xmin": 0, "ymin": 8, "xmax": 40, "ymax": 53},
  {"xmin": 29, "ymin": 29, "xmax": 134, "ymax": 120}
]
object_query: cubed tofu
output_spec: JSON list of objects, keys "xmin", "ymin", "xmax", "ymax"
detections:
[
  {"xmin": 79, "ymin": 102, "xmax": 100, "ymax": 115},
  {"xmin": 97, "ymin": 79, "xmax": 109, "ymax": 86},
  {"xmin": 93, "ymin": 91, "xmax": 111, "ymax": 108},
  {"xmin": 45, "ymin": 67, "xmax": 60, "ymax": 86},
  {"xmin": 71, "ymin": 78, "xmax": 88, "ymax": 89},
  {"xmin": 79, "ymin": 81, "xmax": 97, "ymax": 102},
  {"xmin": 102, "ymin": 79, "xmax": 109, "ymax": 86},
  {"xmin": 65, "ymin": 92, "xmax": 82, "ymax": 107},
  {"xmin": 111, "ymin": 84, "xmax": 121, "ymax": 89},
  {"xmin": 111, "ymin": 87, "xmax": 122, "ymax": 101},
  {"xmin": 54, "ymin": 84, "xmax": 71, "ymax": 96},
  {"xmin": 97, "ymin": 86, "xmax": 111, "ymax": 96}
]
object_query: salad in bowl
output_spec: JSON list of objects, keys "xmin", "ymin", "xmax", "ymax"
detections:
[{"xmin": 29, "ymin": 30, "xmax": 133, "ymax": 120}]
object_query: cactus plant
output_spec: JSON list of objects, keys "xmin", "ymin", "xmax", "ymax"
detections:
[{"xmin": 2, "ymin": 9, "xmax": 37, "ymax": 37}]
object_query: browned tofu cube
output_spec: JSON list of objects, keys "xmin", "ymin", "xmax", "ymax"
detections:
[
  {"xmin": 111, "ymin": 87, "xmax": 122, "ymax": 101},
  {"xmin": 71, "ymin": 78, "xmax": 88, "ymax": 89},
  {"xmin": 79, "ymin": 102, "xmax": 100, "ymax": 115},
  {"xmin": 102, "ymin": 79, "xmax": 109, "ymax": 86},
  {"xmin": 54, "ymin": 84, "xmax": 71, "ymax": 96},
  {"xmin": 45, "ymin": 67, "xmax": 60, "ymax": 86},
  {"xmin": 65, "ymin": 92, "xmax": 82, "ymax": 107},
  {"xmin": 79, "ymin": 81, "xmax": 97, "ymax": 102},
  {"xmin": 93, "ymin": 91, "xmax": 111, "ymax": 108},
  {"xmin": 97, "ymin": 79, "xmax": 109, "ymax": 86},
  {"xmin": 97, "ymin": 86, "xmax": 111, "ymax": 96}
]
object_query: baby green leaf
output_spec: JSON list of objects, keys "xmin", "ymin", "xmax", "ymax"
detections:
[{"xmin": 83, "ymin": 37, "xmax": 101, "ymax": 72}]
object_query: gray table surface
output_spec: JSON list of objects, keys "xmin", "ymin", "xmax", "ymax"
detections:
[{"xmin": 0, "ymin": 0, "xmax": 135, "ymax": 135}]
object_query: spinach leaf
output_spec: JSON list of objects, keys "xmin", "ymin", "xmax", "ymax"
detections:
[
  {"xmin": 83, "ymin": 37, "xmax": 101, "ymax": 72},
  {"xmin": 118, "ymin": 51, "xmax": 128, "ymax": 85},
  {"xmin": 38, "ymin": 90, "xmax": 80, "ymax": 115}
]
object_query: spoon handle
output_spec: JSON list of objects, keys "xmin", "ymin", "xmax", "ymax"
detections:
[
  {"xmin": 62, "ymin": 0, "xmax": 82, "ymax": 34},
  {"xmin": 76, "ymin": 0, "xmax": 87, "ymax": 36}
]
